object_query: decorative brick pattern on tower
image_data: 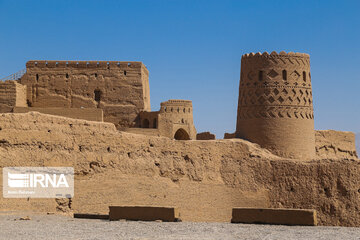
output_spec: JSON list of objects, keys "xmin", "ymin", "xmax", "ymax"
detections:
[{"xmin": 235, "ymin": 51, "xmax": 315, "ymax": 159}]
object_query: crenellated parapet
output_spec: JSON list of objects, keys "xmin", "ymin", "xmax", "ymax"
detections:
[
  {"xmin": 160, "ymin": 99, "xmax": 193, "ymax": 114},
  {"xmin": 241, "ymin": 51, "xmax": 309, "ymax": 58},
  {"xmin": 240, "ymin": 51, "xmax": 311, "ymax": 88},
  {"xmin": 26, "ymin": 60, "xmax": 145, "ymax": 70}
]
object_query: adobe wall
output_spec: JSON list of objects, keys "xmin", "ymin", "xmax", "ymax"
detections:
[
  {"xmin": 139, "ymin": 111, "xmax": 159, "ymax": 129},
  {"xmin": 15, "ymin": 81, "xmax": 27, "ymax": 107},
  {"xmin": 0, "ymin": 80, "xmax": 27, "ymax": 112},
  {"xmin": 0, "ymin": 112, "xmax": 360, "ymax": 226},
  {"xmin": 236, "ymin": 51, "xmax": 315, "ymax": 159},
  {"xmin": 224, "ymin": 132, "xmax": 236, "ymax": 139},
  {"xmin": 13, "ymin": 107, "xmax": 103, "ymax": 122},
  {"xmin": 122, "ymin": 127, "xmax": 160, "ymax": 137},
  {"xmin": 196, "ymin": 131, "xmax": 216, "ymax": 140},
  {"xmin": 315, "ymin": 130, "xmax": 358, "ymax": 159},
  {"xmin": 20, "ymin": 60, "xmax": 150, "ymax": 128}
]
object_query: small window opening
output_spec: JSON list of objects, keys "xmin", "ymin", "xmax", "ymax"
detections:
[
  {"xmin": 94, "ymin": 89, "xmax": 101, "ymax": 102},
  {"xmin": 124, "ymin": 70, "xmax": 127, "ymax": 76},
  {"xmin": 36, "ymin": 74, "xmax": 39, "ymax": 81},
  {"xmin": 94, "ymin": 73, "xmax": 98, "ymax": 78},
  {"xmin": 66, "ymin": 73, "xmax": 69, "ymax": 79},
  {"xmin": 259, "ymin": 71, "xmax": 263, "ymax": 81},
  {"xmin": 282, "ymin": 70, "xmax": 287, "ymax": 80},
  {"xmin": 303, "ymin": 71, "xmax": 306, "ymax": 81}
]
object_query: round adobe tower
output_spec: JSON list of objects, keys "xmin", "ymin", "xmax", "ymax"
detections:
[
  {"xmin": 159, "ymin": 99, "xmax": 197, "ymax": 140},
  {"xmin": 235, "ymin": 51, "xmax": 315, "ymax": 159}
]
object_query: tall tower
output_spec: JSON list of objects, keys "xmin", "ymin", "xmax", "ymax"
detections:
[{"xmin": 236, "ymin": 51, "xmax": 315, "ymax": 159}]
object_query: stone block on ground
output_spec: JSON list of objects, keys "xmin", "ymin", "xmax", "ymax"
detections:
[
  {"xmin": 109, "ymin": 206, "xmax": 180, "ymax": 222},
  {"xmin": 231, "ymin": 208, "xmax": 317, "ymax": 226},
  {"xmin": 73, "ymin": 213, "xmax": 109, "ymax": 220}
]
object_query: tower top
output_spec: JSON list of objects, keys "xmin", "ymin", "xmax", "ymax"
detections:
[{"xmin": 241, "ymin": 51, "xmax": 310, "ymax": 59}]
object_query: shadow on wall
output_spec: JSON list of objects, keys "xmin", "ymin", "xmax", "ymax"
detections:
[
  {"xmin": 174, "ymin": 128, "xmax": 190, "ymax": 140},
  {"xmin": 356, "ymin": 133, "xmax": 360, "ymax": 155}
]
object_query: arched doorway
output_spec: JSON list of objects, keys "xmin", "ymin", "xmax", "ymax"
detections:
[
  {"xmin": 174, "ymin": 128, "xmax": 190, "ymax": 140},
  {"xmin": 142, "ymin": 119, "xmax": 150, "ymax": 128}
]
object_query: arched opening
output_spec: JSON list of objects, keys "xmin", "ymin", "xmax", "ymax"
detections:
[
  {"xmin": 174, "ymin": 128, "xmax": 190, "ymax": 140},
  {"xmin": 282, "ymin": 70, "xmax": 287, "ymax": 80},
  {"xmin": 153, "ymin": 118, "xmax": 157, "ymax": 128},
  {"xmin": 143, "ymin": 119, "xmax": 150, "ymax": 128}
]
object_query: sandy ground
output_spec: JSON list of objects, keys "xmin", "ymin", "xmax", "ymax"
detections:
[{"xmin": 1, "ymin": 213, "xmax": 360, "ymax": 240}]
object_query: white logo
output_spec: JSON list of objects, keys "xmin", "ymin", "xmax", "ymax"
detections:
[
  {"xmin": 7, "ymin": 172, "xmax": 30, "ymax": 188},
  {"xmin": 3, "ymin": 167, "xmax": 74, "ymax": 198},
  {"xmin": 8, "ymin": 172, "xmax": 69, "ymax": 188}
]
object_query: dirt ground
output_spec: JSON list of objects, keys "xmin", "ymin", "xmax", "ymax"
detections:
[{"xmin": 1, "ymin": 212, "xmax": 360, "ymax": 240}]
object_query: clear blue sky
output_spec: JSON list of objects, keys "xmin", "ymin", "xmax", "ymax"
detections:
[{"xmin": 0, "ymin": 0, "xmax": 359, "ymax": 138}]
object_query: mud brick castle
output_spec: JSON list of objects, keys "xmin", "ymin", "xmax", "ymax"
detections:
[
  {"xmin": 0, "ymin": 60, "xmax": 197, "ymax": 140},
  {"xmin": 1, "ymin": 52, "xmax": 359, "ymax": 226},
  {"xmin": 0, "ymin": 52, "xmax": 356, "ymax": 159}
]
